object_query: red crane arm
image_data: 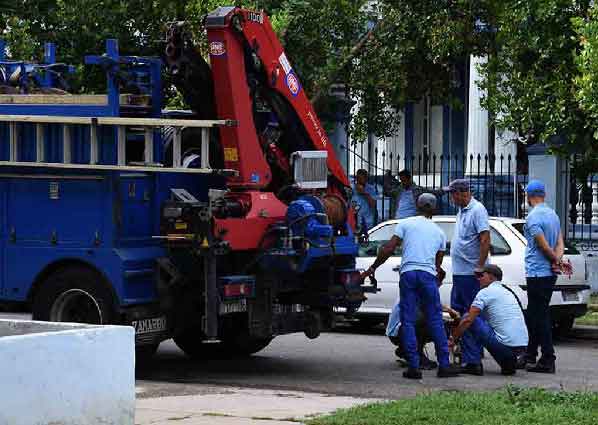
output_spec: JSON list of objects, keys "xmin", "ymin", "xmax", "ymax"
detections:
[{"xmin": 205, "ymin": 7, "xmax": 350, "ymax": 190}]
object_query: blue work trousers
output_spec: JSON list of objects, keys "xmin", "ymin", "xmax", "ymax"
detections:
[
  {"xmin": 526, "ymin": 276, "xmax": 557, "ymax": 362},
  {"xmin": 399, "ymin": 270, "xmax": 450, "ymax": 369},
  {"xmin": 451, "ymin": 275, "xmax": 483, "ymax": 364},
  {"xmin": 466, "ymin": 316, "xmax": 519, "ymax": 370}
]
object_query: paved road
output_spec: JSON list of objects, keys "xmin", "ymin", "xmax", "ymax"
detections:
[
  {"xmin": 137, "ymin": 325, "xmax": 598, "ymax": 400},
  {"xmin": 4, "ymin": 312, "xmax": 597, "ymax": 400}
]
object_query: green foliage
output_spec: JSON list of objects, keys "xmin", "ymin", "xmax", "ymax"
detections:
[
  {"xmin": 308, "ymin": 387, "xmax": 598, "ymax": 425},
  {"xmin": 2, "ymin": 0, "xmax": 598, "ymax": 168}
]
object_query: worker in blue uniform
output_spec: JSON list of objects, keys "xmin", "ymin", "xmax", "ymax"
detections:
[
  {"xmin": 361, "ymin": 193, "xmax": 460, "ymax": 379},
  {"xmin": 443, "ymin": 179, "xmax": 490, "ymax": 376},
  {"xmin": 449, "ymin": 264, "xmax": 529, "ymax": 375},
  {"xmin": 524, "ymin": 180, "xmax": 565, "ymax": 373}
]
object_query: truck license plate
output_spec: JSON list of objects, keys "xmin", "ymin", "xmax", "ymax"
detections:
[
  {"xmin": 562, "ymin": 291, "xmax": 579, "ymax": 302},
  {"xmin": 132, "ymin": 316, "xmax": 167, "ymax": 335}
]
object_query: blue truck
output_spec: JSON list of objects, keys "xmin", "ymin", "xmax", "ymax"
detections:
[{"xmin": 0, "ymin": 9, "xmax": 368, "ymax": 362}]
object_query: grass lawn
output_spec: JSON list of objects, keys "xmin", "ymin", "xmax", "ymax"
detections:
[
  {"xmin": 576, "ymin": 294, "xmax": 598, "ymax": 326},
  {"xmin": 307, "ymin": 387, "xmax": 598, "ymax": 425}
]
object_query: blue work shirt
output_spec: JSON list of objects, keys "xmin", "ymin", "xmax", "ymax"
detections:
[
  {"xmin": 394, "ymin": 216, "xmax": 447, "ymax": 276},
  {"xmin": 396, "ymin": 189, "xmax": 417, "ymax": 219},
  {"xmin": 352, "ymin": 183, "xmax": 377, "ymax": 230},
  {"xmin": 471, "ymin": 282, "xmax": 529, "ymax": 347},
  {"xmin": 525, "ymin": 203, "xmax": 561, "ymax": 277},
  {"xmin": 452, "ymin": 198, "xmax": 490, "ymax": 275}
]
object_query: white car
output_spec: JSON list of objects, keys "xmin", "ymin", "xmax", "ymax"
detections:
[{"xmin": 354, "ymin": 216, "xmax": 591, "ymax": 334}]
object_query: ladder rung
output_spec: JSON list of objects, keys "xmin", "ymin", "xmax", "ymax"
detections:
[
  {"xmin": 117, "ymin": 126, "xmax": 126, "ymax": 166},
  {"xmin": 144, "ymin": 127, "xmax": 154, "ymax": 164},
  {"xmin": 172, "ymin": 128, "xmax": 182, "ymax": 168},
  {"xmin": 36, "ymin": 123, "xmax": 45, "ymax": 162},
  {"xmin": 89, "ymin": 123, "xmax": 98, "ymax": 164},
  {"xmin": 201, "ymin": 127, "xmax": 210, "ymax": 169},
  {"xmin": 63, "ymin": 124, "xmax": 71, "ymax": 164},
  {"xmin": 9, "ymin": 122, "xmax": 17, "ymax": 162}
]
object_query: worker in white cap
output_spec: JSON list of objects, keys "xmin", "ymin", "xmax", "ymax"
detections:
[{"xmin": 361, "ymin": 193, "xmax": 460, "ymax": 379}]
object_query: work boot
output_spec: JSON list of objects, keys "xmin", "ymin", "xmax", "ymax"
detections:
[
  {"xmin": 437, "ymin": 365, "xmax": 460, "ymax": 378},
  {"xmin": 403, "ymin": 368, "xmax": 423, "ymax": 380},
  {"xmin": 459, "ymin": 363, "xmax": 484, "ymax": 376},
  {"xmin": 419, "ymin": 354, "xmax": 438, "ymax": 370},
  {"xmin": 527, "ymin": 359, "xmax": 555, "ymax": 374},
  {"xmin": 515, "ymin": 354, "xmax": 527, "ymax": 370},
  {"xmin": 523, "ymin": 354, "xmax": 536, "ymax": 367}
]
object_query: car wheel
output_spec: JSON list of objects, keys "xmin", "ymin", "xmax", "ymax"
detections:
[{"xmin": 553, "ymin": 316, "xmax": 575, "ymax": 338}]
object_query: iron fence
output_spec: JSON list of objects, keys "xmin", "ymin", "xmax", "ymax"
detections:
[
  {"xmin": 343, "ymin": 144, "xmax": 529, "ymax": 226},
  {"xmin": 565, "ymin": 156, "xmax": 598, "ymax": 250}
]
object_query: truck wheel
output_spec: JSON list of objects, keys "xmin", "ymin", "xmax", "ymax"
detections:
[
  {"xmin": 173, "ymin": 329, "xmax": 272, "ymax": 359},
  {"xmin": 136, "ymin": 344, "xmax": 159, "ymax": 366},
  {"xmin": 173, "ymin": 330, "xmax": 225, "ymax": 359},
  {"xmin": 223, "ymin": 333, "xmax": 273, "ymax": 356},
  {"xmin": 32, "ymin": 266, "xmax": 116, "ymax": 325}
]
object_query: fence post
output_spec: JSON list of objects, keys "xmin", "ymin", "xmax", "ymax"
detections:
[{"xmin": 527, "ymin": 144, "xmax": 568, "ymax": 233}]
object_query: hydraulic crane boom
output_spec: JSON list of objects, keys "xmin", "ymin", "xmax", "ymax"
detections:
[{"xmin": 204, "ymin": 6, "xmax": 350, "ymax": 194}]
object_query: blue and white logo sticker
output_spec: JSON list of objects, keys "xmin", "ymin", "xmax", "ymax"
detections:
[
  {"xmin": 251, "ymin": 173, "xmax": 260, "ymax": 184},
  {"xmin": 285, "ymin": 72, "xmax": 301, "ymax": 97}
]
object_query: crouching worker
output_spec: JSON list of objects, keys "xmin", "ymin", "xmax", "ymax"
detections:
[
  {"xmin": 386, "ymin": 295, "xmax": 461, "ymax": 370},
  {"xmin": 449, "ymin": 264, "xmax": 528, "ymax": 375},
  {"xmin": 361, "ymin": 193, "xmax": 460, "ymax": 379}
]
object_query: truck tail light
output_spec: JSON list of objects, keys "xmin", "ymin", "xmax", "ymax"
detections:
[
  {"xmin": 223, "ymin": 283, "xmax": 253, "ymax": 298},
  {"xmin": 219, "ymin": 276, "xmax": 256, "ymax": 299}
]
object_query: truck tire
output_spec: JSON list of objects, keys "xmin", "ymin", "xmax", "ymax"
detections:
[
  {"xmin": 136, "ymin": 344, "xmax": 160, "ymax": 367},
  {"xmin": 32, "ymin": 266, "xmax": 116, "ymax": 325},
  {"xmin": 173, "ymin": 329, "xmax": 272, "ymax": 359}
]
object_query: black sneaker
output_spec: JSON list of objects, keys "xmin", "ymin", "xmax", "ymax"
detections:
[
  {"xmin": 523, "ymin": 355, "xmax": 537, "ymax": 367},
  {"xmin": 420, "ymin": 354, "xmax": 438, "ymax": 370},
  {"xmin": 437, "ymin": 365, "xmax": 460, "ymax": 378},
  {"xmin": 501, "ymin": 367, "xmax": 516, "ymax": 376},
  {"xmin": 527, "ymin": 361, "xmax": 555, "ymax": 374},
  {"xmin": 403, "ymin": 367, "xmax": 423, "ymax": 380},
  {"xmin": 459, "ymin": 363, "xmax": 484, "ymax": 376},
  {"xmin": 515, "ymin": 354, "xmax": 527, "ymax": 370}
]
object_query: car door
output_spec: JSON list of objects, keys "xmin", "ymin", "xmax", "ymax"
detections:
[
  {"xmin": 432, "ymin": 219, "xmax": 455, "ymax": 306},
  {"xmin": 356, "ymin": 223, "xmax": 402, "ymax": 313}
]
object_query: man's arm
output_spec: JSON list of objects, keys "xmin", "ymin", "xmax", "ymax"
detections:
[
  {"xmin": 477, "ymin": 230, "xmax": 490, "ymax": 268},
  {"xmin": 534, "ymin": 232, "xmax": 561, "ymax": 264},
  {"xmin": 360, "ymin": 235, "xmax": 401, "ymax": 279},
  {"xmin": 555, "ymin": 231, "xmax": 565, "ymax": 259},
  {"xmin": 451, "ymin": 306, "xmax": 481, "ymax": 340}
]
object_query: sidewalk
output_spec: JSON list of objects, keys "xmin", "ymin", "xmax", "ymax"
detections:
[{"xmin": 135, "ymin": 386, "xmax": 377, "ymax": 425}]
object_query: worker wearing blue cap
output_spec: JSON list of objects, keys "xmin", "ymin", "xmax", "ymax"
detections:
[
  {"xmin": 523, "ymin": 179, "xmax": 564, "ymax": 373},
  {"xmin": 443, "ymin": 178, "xmax": 490, "ymax": 376},
  {"xmin": 361, "ymin": 193, "xmax": 460, "ymax": 379}
]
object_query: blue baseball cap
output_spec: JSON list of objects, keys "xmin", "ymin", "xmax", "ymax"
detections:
[{"xmin": 526, "ymin": 179, "xmax": 546, "ymax": 196}]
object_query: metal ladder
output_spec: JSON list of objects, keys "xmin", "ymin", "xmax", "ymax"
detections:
[{"xmin": 0, "ymin": 114, "xmax": 236, "ymax": 174}]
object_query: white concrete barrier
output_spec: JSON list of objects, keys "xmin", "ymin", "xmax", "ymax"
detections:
[{"xmin": 0, "ymin": 319, "xmax": 135, "ymax": 425}]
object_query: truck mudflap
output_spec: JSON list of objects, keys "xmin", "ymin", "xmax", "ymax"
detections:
[{"xmin": 123, "ymin": 305, "xmax": 171, "ymax": 346}]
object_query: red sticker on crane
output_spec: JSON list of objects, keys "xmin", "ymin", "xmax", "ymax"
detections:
[
  {"xmin": 286, "ymin": 72, "xmax": 300, "ymax": 97},
  {"xmin": 209, "ymin": 41, "xmax": 226, "ymax": 56}
]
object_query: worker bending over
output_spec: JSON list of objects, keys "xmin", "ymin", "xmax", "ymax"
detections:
[
  {"xmin": 361, "ymin": 193, "xmax": 460, "ymax": 379},
  {"xmin": 449, "ymin": 264, "xmax": 528, "ymax": 375}
]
